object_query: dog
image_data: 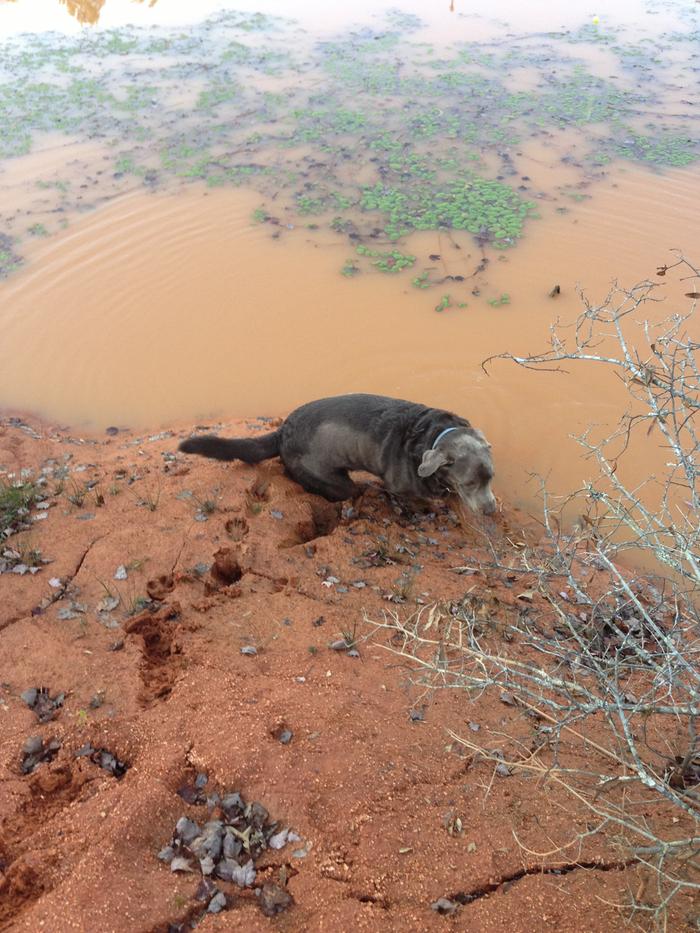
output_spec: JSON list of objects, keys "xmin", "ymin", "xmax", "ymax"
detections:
[{"xmin": 179, "ymin": 393, "xmax": 496, "ymax": 514}]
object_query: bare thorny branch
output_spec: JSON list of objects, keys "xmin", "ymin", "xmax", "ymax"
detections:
[{"xmin": 369, "ymin": 258, "xmax": 700, "ymax": 928}]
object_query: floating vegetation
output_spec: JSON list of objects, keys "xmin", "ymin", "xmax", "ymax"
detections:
[
  {"xmin": 341, "ymin": 259, "xmax": 360, "ymax": 277},
  {"xmin": 434, "ymin": 294, "xmax": 452, "ymax": 313},
  {"xmin": 0, "ymin": 234, "xmax": 23, "ymax": 278},
  {"xmin": 611, "ymin": 131, "xmax": 698, "ymax": 167},
  {"xmin": 360, "ymin": 175, "xmax": 535, "ymax": 245},
  {"xmin": 355, "ymin": 245, "xmax": 416, "ymax": 273},
  {"xmin": 0, "ymin": 6, "xmax": 698, "ymax": 306}
]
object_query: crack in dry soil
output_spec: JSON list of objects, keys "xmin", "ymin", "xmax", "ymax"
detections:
[
  {"xmin": 450, "ymin": 857, "xmax": 636, "ymax": 906},
  {"xmin": 42, "ymin": 534, "xmax": 108, "ymax": 609},
  {"xmin": 0, "ymin": 537, "xmax": 105, "ymax": 633}
]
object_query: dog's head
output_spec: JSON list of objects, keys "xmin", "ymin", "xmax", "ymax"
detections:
[{"xmin": 417, "ymin": 428, "xmax": 496, "ymax": 515}]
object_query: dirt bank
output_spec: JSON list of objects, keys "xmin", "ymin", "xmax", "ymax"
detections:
[{"xmin": 0, "ymin": 413, "xmax": 692, "ymax": 931}]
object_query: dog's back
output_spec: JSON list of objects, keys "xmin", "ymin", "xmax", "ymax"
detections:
[{"xmin": 178, "ymin": 393, "xmax": 495, "ymax": 511}]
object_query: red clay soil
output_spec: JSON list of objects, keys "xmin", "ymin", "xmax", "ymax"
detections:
[{"xmin": 0, "ymin": 414, "xmax": 694, "ymax": 931}]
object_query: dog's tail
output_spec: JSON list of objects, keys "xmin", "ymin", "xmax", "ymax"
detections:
[{"xmin": 179, "ymin": 430, "xmax": 281, "ymax": 464}]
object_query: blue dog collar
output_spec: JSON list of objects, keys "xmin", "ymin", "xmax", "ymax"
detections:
[{"xmin": 432, "ymin": 426, "xmax": 459, "ymax": 449}]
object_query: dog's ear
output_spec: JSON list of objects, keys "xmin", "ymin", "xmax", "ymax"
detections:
[{"xmin": 418, "ymin": 448, "xmax": 450, "ymax": 477}]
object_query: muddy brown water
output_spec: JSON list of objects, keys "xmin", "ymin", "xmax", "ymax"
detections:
[{"xmin": 1, "ymin": 0, "xmax": 698, "ymax": 511}]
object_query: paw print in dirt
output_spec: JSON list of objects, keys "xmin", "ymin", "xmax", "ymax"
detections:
[{"xmin": 147, "ymin": 573, "xmax": 175, "ymax": 601}]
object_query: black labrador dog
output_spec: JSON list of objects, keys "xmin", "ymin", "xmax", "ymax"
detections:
[{"xmin": 179, "ymin": 393, "xmax": 496, "ymax": 514}]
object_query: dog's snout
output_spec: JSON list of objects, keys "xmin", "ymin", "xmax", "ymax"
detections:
[{"xmin": 482, "ymin": 497, "xmax": 497, "ymax": 516}]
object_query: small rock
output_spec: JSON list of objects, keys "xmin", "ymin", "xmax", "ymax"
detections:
[
  {"xmin": 194, "ymin": 878, "xmax": 218, "ymax": 902},
  {"xmin": 269, "ymin": 829, "xmax": 289, "ymax": 850},
  {"xmin": 277, "ymin": 729, "xmax": 293, "ymax": 745},
  {"xmin": 191, "ymin": 820, "xmax": 224, "ymax": 862},
  {"xmin": 258, "ymin": 882, "xmax": 292, "ymax": 917},
  {"xmin": 175, "ymin": 817, "xmax": 200, "ymax": 845},
  {"xmin": 223, "ymin": 832, "xmax": 242, "ymax": 860},
  {"xmin": 21, "ymin": 735, "xmax": 60, "ymax": 773},
  {"xmin": 240, "ymin": 645, "xmax": 258, "ymax": 656},
  {"xmin": 208, "ymin": 891, "xmax": 227, "ymax": 913},
  {"xmin": 220, "ymin": 858, "xmax": 256, "ymax": 887},
  {"xmin": 21, "ymin": 687, "xmax": 65, "ymax": 722},
  {"xmin": 170, "ymin": 856, "xmax": 194, "ymax": 873},
  {"xmin": 432, "ymin": 897, "xmax": 460, "ymax": 915},
  {"xmin": 23, "ymin": 735, "xmax": 44, "ymax": 756},
  {"xmin": 221, "ymin": 793, "xmax": 244, "ymax": 816},
  {"xmin": 97, "ymin": 595, "xmax": 120, "ymax": 613},
  {"xmin": 114, "ymin": 565, "xmax": 128, "ymax": 581},
  {"xmin": 20, "ymin": 688, "xmax": 38, "ymax": 707},
  {"xmin": 57, "ymin": 607, "xmax": 78, "ymax": 620}
]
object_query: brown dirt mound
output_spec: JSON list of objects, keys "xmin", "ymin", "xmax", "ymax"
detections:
[{"xmin": 0, "ymin": 413, "xmax": 693, "ymax": 931}]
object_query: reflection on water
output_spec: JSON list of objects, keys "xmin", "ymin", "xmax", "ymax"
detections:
[
  {"xmin": 2, "ymin": 0, "xmax": 160, "ymax": 28},
  {"xmin": 58, "ymin": 0, "xmax": 158, "ymax": 26},
  {"xmin": 59, "ymin": 0, "xmax": 106, "ymax": 26},
  {"xmin": 0, "ymin": 0, "xmax": 698, "ymax": 508}
]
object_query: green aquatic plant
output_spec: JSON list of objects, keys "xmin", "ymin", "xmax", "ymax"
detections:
[
  {"xmin": 295, "ymin": 194, "xmax": 327, "ymax": 215},
  {"xmin": 360, "ymin": 174, "xmax": 535, "ymax": 246},
  {"xmin": 434, "ymin": 294, "xmax": 452, "ymax": 313},
  {"xmin": 487, "ymin": 293, "xmax": 511, "ymax": 307},
  {"xmin": 612, "ymin": 131, "xmax": 699, "ymax": 167},
  {"xmin": 412, "ymin": 271, "xmax": 431, "ymax": 289},
  {"xmin": 537, "ymin": 67, "xmax": 638, "ymax": 127},
  {"xmin": 341, "ymin": 260, "xmax": 359, "ymax": 277},
  {"xmin": 196, "ymin": 83, "xmax": 239, "ymax": 111},
  {"xmin": 0, "ymin": 235, "xmax": 23, "ymax": 277},
  {"xmin": 0, "ymin": 5, "xmax": 697, "ymax": 296},
  {"xmin": 356, "ymin": 245, "xmax": 416, "ymax": 273}
]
